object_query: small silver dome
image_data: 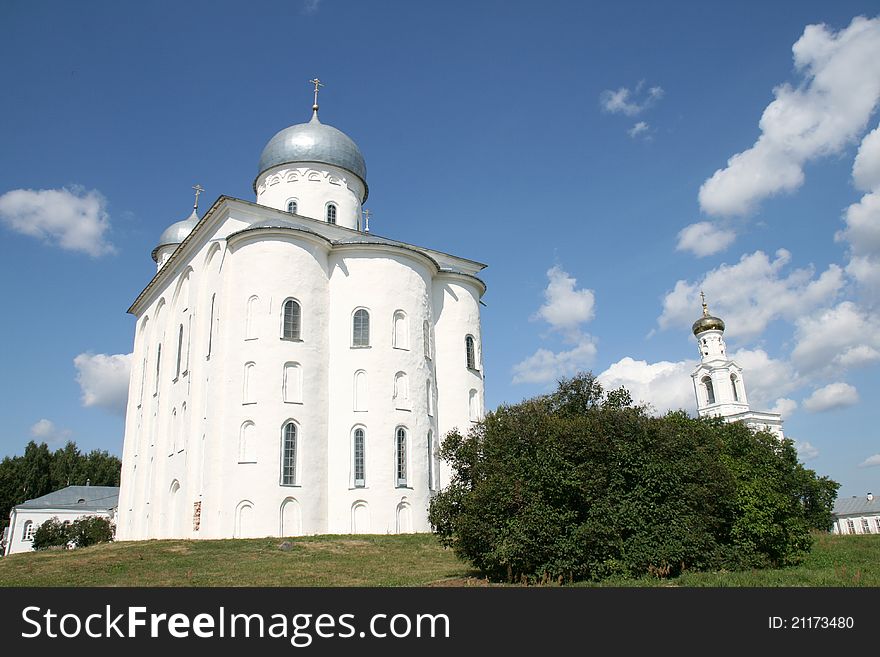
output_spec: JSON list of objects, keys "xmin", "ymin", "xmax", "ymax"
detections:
[
  {"xmin": 255, "ymin": 113, "xmax": 367, "ymax": 199},
  {"xmin": 157, "ymin": 209, "xmax": 199, "ymax": 249}
]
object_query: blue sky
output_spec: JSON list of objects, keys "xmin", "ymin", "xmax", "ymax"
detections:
[{"xmin": 1, "ymin": 1, "xmax": 879, "ymax": 498}]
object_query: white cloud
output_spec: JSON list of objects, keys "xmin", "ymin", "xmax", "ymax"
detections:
[
  {"xmin": 597, "ymin": 357, "xmax": 695, "ymax": 414},
  {"xmin": 802, "ymin": 382, "xmax": 859, "ymax": 412},
  {"xmin": 0, "ymin": 186, "xmax": 115, "ymax": 257},
  {"xmin": 859, "ymin": 454, "xmax": 880, "ymax": 468},
  {"xmin": 514, "ymin": 266, "xmax": 598, "ymax": 384},
  {"xmin": 730, "ymin": 348, "xmax": 801, "ymax": 409},
  {"xmin": 699, "ymin": 16, "xmax": 880, "ymax": 216},
  {"xmin": 770, "ymin": 398, "xmax": 798, "ymax": 419},
  {"xmin": 791, "ymin": 301, "xmax": 880, "ymax": 374},
  {"xmin": 853, "ymin": 124, "xmax": 880, "ymax": 191},
  {"xmin": 511, "ymin": 341, "xmax": 598, "ymax": 385},
  {"xmin": 600, "ymin": 82, "xmax": 664, "ymax": 116},
  {"xmin": 302, "ymin": 0, "xmax": 322, "ymax": 15},
  {"xmin": 795, "ymin": 441, "xmax": 819, "ymax": 461},
  {"xmin": 628, "ymin": 122, "xmax": 650, "ymax": 139},
  {"xmin": 676, "ymin": 221, "xmax": 737, "ymax": 257},
  {"xmin": 534, "ymin": 266, "xmax": 595, "ymax": 334},
  {"xmin": 837, "ymin": 125, "xmax": 880, "ymax": 304},
  {"xmin": 658, "ymin": 249, "xmax": 844, "ymax": 340},
  {"xmin": 74, "ymin": 352, "xmax": 132, "ymax": 414},
  {"xmin": 29, "ymin": 418, "xmax": 72, "ymax": 444}
]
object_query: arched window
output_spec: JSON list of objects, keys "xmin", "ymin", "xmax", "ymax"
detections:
[
  {"xmin": 465, "ymin": 335, "xmax": 476, "ymax": 370},
  {"xmin": 353, "ymin": 427, "xmax": 365, "ymax": 488},
  {"xmin": 22, "ymin": 520, "xmax": 34, "ymax": 541},
  {"xmin": 175, "ymin": 324, "xmax": 184, "ymax": 379},
  {"xmin": 393, "ymin": 372, "xmax": 409, "ymax": 409},
  {"xmin": 154, "ymin": 343, "xmax": 162, "ymax": 394},
  {"xmin": 207, "ymin": 294, "xmax": 216, "ymax": 358},
  {"xmin": 353, "ymin": 370, "xmax": 367, "ymax": 412},
  {"xmin": 392, "ymin": 310, "xmax": 408, "ymax": 349},
  {"xmin": 169, "ymin": 408, "xmax": 178, "ymax": 455},
  {"xmin": 469, "ymin": 388, "xmax": 480, "ymax": 421},
  {"xmin": 282, "ymin": 299, "xmax": 301, "ymax": 340},
  {"xmin": 239, "ymin": 421, "xmax": 255, "ymax": 463},
  {"xmin": 352, "ymin": 309, "xmax": 370, "ymax": 347},
  {"xmin": 730, "ymin": 374, "xmax": 739, "ymax": 401},
  {"xmin": 243, "ymin": 362, "xmax": 255, "ymax": 404},
  {"xmin": 702, "ymin": 376, "xmax": 715, "ymax": 405},
  {"xmin": 245, "ymin": 295, "xmax": 259, "ymax": 340},
  {"xmin": 281, "ymin": 422, "xmax": 297, "ymax": 485},
  {"xmin": 426, "ymin": 379, "xmax": 433, "ymax": 416},
  {"xmin": 287, "ymin": 199, "xmax": 298, "ymax": 214},
  {"xmin": 396, "ymin": 427, "xmax": 408, "ymax": 487},
  {"xmin": 326, "ymin": 203, "xmax": 337, "ymax": 224},
  {"xmin": 283, "ymin": 362, "xmax": 302, "ymax": 404},
  {"xmin": 423, "ymin": 320, "xmax": 431, "ymax": 359}
]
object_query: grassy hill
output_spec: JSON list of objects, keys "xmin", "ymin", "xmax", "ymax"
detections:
[{"xmin": 1, "ymin": 532, "xmax": 878, "ymax": 587}]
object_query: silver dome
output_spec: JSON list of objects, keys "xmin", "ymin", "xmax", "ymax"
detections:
[
  {"xmin": 157, "ymin": 209, "xmax": 199, "ymax": 249},
  {"xmin": 255, "ymin": 113, "xmax": 367, "ymax": 199}
]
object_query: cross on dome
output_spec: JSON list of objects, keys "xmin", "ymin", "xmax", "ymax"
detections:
[
  {"xmin": 309, "ymin": 77, "xmax": 324, "ymax": 115},
  {"xmin": 192, "ymin": 183, "xmax": 205, "ymax": 211}
]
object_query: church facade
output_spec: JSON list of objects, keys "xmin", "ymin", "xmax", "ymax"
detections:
[
  {"xmin": 690, "ymin": 296, "xmax": 784, "ymax": 438},
  {"xmin": 116, "ymin": 90, "xmax": 486, "ymax": 540}
]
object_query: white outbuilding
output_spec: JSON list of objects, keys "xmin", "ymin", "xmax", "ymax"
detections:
[
  {"xmin": 3, "ymin": 485, "xmax": 119, "ymax": 556},
  {"xmin": 116, "ymin": 87, "xmax": 486, "ymax": 540}
]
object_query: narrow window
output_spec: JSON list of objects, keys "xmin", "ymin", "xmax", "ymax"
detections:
[
  {"xmin": 352, "ymin": 309, "xmax": 370, "ymax": 347},
  {"xmin": 875, "ymin": 518, "xmax": 880, "ymax": 533},
  {"xmin": 394, "ymin": 372, "xmax": 409, "ymax": 409},
  {"xmin": 702, "ymin": 376, "xmax": 715, "ymax": 405},
  {"xmin": 282, "ymin": 299, "xmax": 301, "ymax": 340},
  {"xmin": 243, "ymin": 362, "xmax": 255, "ymax": 404},
  {"xmin": 427, "ymin": 430, "xmax": 434, "ymax": 491},
  {"xmin": 353, "ymin": 370, "xmax": 368, "ymax": 412},
  {"xmin": 846, "ymin": 519, "xmax": 855, "ymax": 534},
  {"xmin": 22, "ymin": 520, "xmax": 34, "ymax": 541},
  {"xmin": 423, "ymin": 320, "xmax": 431, "ymax": 359},
  {"xmin": 175, "ymin": 324, "xmax": 184, "ymax": 379},
  {"xmin": 426, "ymin": 379, "xmax": 433, "ymax": 416},
  {"xmin": 326, "ymin": 203, "xmax": 337, "ymax": 224},
  {"xmin": 283, "ymin": 362, "xmax": 303, "ymax": 404},
  {"xmin": 245, "ymin": 295, "xmax": 259, "ymax": 340},
  {"xmin": 154, "ymin": 343, "xmax": 162, "ymax": 394},
  {"xmin": 469, "ymin": 389, "xmax": 479, "ymax": 421},
  {"xmin": 353, "ymin": 428, "xmax": 365, "ymax": 488},
  {"xmin": 465, "ymin": 335, "xmax": 476, "ymax": 370},
  {"xmin": 396, "ymin": 427, "xmax": 407, "ymax": 487},
  {"xmin": 392, "ymin": 310, "xmax": 408, "ymax": 349},
  {"xmin": 730, "ymin": 374, "xmax": 739, "ymax": 401},
  {"xmin": 281, "ymin": 422, "xmax": 297, "ymax": 485},
  {"xmin": 239, "ymin": 421, "xmax": 255, "ymax": 463},
  {"xmin": 169, "ymin": 408, "xmax": 178, "ymax": 455},
  {"xmin": 862, "ymin": 518, "xmax": 870, "ymax": 533},
  {"xmin": 207, "ymin": 294, "xmax": 216, "ymax": 358},
  {"xmin": 287, "ymin": 200, "xmax": 297, "ymax": 214}
]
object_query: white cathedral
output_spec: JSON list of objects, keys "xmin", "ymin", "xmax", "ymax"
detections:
[
  {"xmin": 690, "ymin": 294, "xmax": 784, "ymax": 438},
  {"xmin": 116, "ymin": 83, "xmax": 486, "ymax": 540}
]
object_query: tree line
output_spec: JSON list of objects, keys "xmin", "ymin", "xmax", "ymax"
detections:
[{"xmin": 0, "ymin": 441, "xmax": 121, "ymax": 533}]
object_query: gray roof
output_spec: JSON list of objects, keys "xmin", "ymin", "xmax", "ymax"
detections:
[
  {"xmin": 15, "ymin": 486, "xmax": 119, "ymax": 512},
  {"xmin": 256, "ymin": 113, "xmax": 367, "ymax": 199},
  {"xmin": 832, "ymin": 495, "xmax": 880, "ymax": 517},
  {"xmin": 154, "ymin": 209, "xmax": 200, "ymax": 257}
]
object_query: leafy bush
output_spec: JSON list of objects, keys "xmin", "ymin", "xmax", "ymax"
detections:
[
  {"xmin": 69, "ymin": 516, "xmax": 115, "ymax": 548},
  {"xmin": 31, "ymin": 515, "xmax": 115, "ymax": 551},
  {"xmin": 429, "ymin": 373, "xmax": 839, "ymax": 582},
  {"xmin": 32, "ymin": 517, "xmax": 71, "ymax": 551}
]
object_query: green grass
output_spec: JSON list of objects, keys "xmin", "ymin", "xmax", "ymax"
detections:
[{"xmin": 1, "ymin": 532, "xmax": 878, "ymax": 587}]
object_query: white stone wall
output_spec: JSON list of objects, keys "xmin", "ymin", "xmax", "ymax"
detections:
[{"xmin": 117, "ymin": 200, "xmax": 486, "ymax": 541}]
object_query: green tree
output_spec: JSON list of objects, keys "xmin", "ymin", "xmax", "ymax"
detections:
[
  {"xmin": 69, "ymin": 516, "xmax": 115, "ymax": 548},
  {"xmin": 429, "ymin": 373, "xmax": 839, "ymax": 582},
  {"xmin": 0, "ymin": 441, "xmax": 121, "ymax": 533}
]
